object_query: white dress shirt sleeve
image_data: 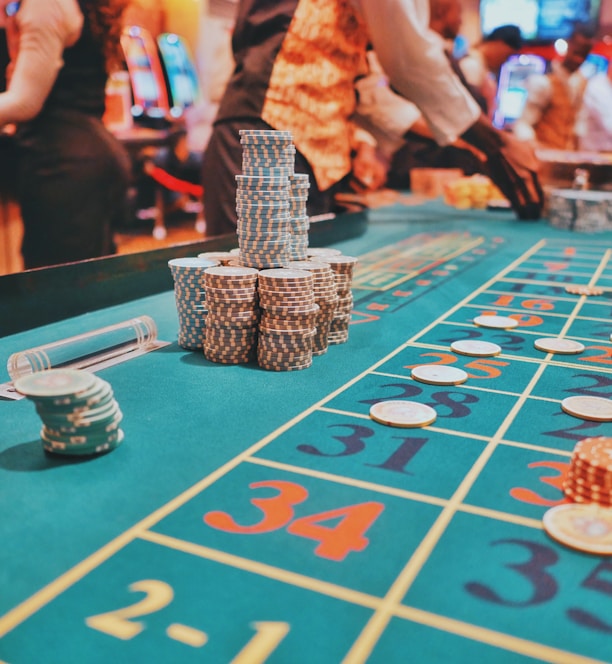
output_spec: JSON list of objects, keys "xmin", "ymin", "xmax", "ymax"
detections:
[
  {"xmin": 351, "ymin": 0, "xmax": 481, "ymax": 145},
  {"xmin": 353, "ymin": 52, "xmax": 423, "ymax": 156}
]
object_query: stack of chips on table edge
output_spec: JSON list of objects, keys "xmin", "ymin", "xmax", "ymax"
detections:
[
  {"xmin": 14, "ymin": 368, "xmax": 124, "ymax": 456},
  {"xmin": 548, "ymin": 189, "xmax": 612, "ymax": 233},
  {"xmin": 562, "ymin": 436, "xmax": 612, "ymax": 505},
  {"xmin": 203, "ymin": 266, "xmax": 260, "ymax": 364},
  {"xmin": 168, "ymin": 257, "xmax": 220, "ymax": 350}
]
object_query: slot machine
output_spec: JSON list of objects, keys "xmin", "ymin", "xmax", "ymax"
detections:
[
  {"xmin": 157, "ymin": 33, "xmax": 201, "ymax": 115},
  {"xmin": 493, "ymin": 53, "xmax": 547, "ymax": 129},
  {"xmin": 120, "ymin": 25, "xmax": 170, "ymax": 127}
]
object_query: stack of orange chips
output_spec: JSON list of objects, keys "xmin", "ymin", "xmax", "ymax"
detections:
[{"xmin": 562, "ymin": 436, "xmax": 612, "ymax": 505}]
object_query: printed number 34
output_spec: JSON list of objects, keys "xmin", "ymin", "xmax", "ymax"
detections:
[{"xmin": 204, "ymin": 480, "xmax": 385, "ymax": 562}]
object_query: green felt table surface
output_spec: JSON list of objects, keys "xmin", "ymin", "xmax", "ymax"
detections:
[{"xmin": 0, "ymin": 200, "xmax": 611, "ymax": 663}]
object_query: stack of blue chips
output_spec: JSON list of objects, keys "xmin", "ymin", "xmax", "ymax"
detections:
[{"xmin": 168, "ymin": 257, "xmax": 220, "ymax": 350}]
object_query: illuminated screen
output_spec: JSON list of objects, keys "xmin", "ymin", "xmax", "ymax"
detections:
[
  {"xmin": 493, "ymin": 54, "xmax": 547, "ymax": 128},
  {"xmin": 481, "ymin": 0, "xmax": 601, "ymax": 42},
  {"xmin": 481, "ymin": 0, "xmax": 539, "ymax": 40},
  {"xmin": 157, "ymin": 35, "xmax": 200, "ymax": 108},
  {"xmin": 124, "ymin": 38, "xmax": 150, "ymax": 69},
  {"xmin": 131, "ymin": 70, "xmax": 161, "ymax": 102}
]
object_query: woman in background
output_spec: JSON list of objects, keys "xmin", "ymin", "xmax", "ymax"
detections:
[{"xmin": 0, "ymin": 0, "xmax": 131, "ymax": 269}]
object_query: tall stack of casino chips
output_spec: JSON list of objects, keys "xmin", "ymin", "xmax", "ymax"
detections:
[
  {"xmin": 203, "ymin": 266, "xmax": 260, "ymax": 364},
  {"xmin": 236, "ymin": 129, "xmax": 296, "ymax": 269},
  {"xmin": 14, "ymin": 369, "xmax": 124, "ymax": 456},
  {"xmin": 288, "ymin": 173, "xmax": 310, "ymax": 260},
  {"xmin": 168, "ymin": 257, "xmax": 220, "ymax": 350},
  {"xmin": 548, "ymin": 189, "xmax": 612, "ymax": 233},
  {"xmin": 562, "ymin": 436, "xmax": 612, "ymax": 505},
  {"xmin": 319, "ymin": 255, "xmax": 359, "ymax": 345},
  {"xmin": 284, "ymin": 260, "xmax": 339, "ymax": 356},
  {"xmin": 257, "ymin": 268, "xmax": 318, "ymax": 371}
]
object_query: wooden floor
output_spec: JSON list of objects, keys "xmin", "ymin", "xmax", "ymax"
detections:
[{"xmin": 114, "ymin": 217, "xmax": 208, "ymax": 255}]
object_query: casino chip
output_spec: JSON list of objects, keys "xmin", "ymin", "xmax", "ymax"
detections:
[
  {"xmin": 411, "ymin": 365, "xmax": 468, "ymax": 385},
  {"xmin": 562, "ymin": 436, "xmax": 612, "ymax": 507},
  {"xmin": 450, "ymin": 340, "xmax": 501, "ymax": 357},
  {"xmin": 534, "ymin": 338, "xmax": 585, "ymax": 354},
  {"xmin": 561, "ymin": 396, "xmax": 612, "ymax": 422},
  {"xmin": 168, "ymin": 257, "xmax": 220, "ymax": 350},
  {"xmin": 543, "ymin": 503, "xmax": 612, "ymax": 555},
  {"xmin": 564, "ymin": 284, "xmax": 604, "ymax": 296},
  {"xmin": 473, "ymin": 315, "xmax": 518, "ymax": 329},
  {"xmin": 14, "ymin": 369, "xmax": 124, "ymax": 456},
  {"xmin": 369, "ymin": 400, "xmax": 437, "ymax": 428},
  {"xmin": 316, "ymin": 255, "xmax": 358, "ymax": 345},
  {"xmin": 14, "ymin": 369, "xmax": 96, "ymax": 399}
]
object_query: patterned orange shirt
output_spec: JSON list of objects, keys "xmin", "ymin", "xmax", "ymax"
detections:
[{"xmin": 261, "ymin": 0, "xmax": 369, "ymax": 191}]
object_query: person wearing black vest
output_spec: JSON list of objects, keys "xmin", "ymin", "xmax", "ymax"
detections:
[{"xmin": 0, "ymin": 0, "xmax": 131, "ymax": 269}]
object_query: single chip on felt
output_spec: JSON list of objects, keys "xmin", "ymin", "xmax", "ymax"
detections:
[
  {"xmin": 534, "ymin": 338, "xmax": 585, "ymax": 354},
  {"xmin": 411, "ymin": 365, "xmax": 468, "ymax": 385},
  {"xmin": 473, "ymin": 315, "xmax": 518, "ymax": 329},
  {"xmin": 369, "ymin": 400, "xmax": 437, "ymax": 428},
  {"xmin": 561, "ymin": 396, "xmax": 612, "ymax": 422},
  {"xmin": 450, "ymin": 340, "xmax": 502, "ymax": 357},
  {"xmin": 543, "ymin": 503, "xmax": 612, "ymax": 555}
]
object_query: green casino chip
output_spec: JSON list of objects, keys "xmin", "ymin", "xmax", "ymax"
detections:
[{"xmin": 14, "ymin": 369, "xmax": 97, "ymax": 400}]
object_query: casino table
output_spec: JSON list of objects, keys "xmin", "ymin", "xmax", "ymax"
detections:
[{"xmin": 1, "ymin": 198, "xmax": 611, "ymax": 664}]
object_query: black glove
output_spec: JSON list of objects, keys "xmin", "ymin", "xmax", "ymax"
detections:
[{"xmin": 462, "ymin": 116, "xmax": 544, "ymax": 220}]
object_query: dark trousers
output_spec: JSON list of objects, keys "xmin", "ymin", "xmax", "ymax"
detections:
[
  {"xmin": 201, "ymin": 119, "xmax": 337, "ymax": 237},
  {"xmin": 17, "ymin": 110, "xmax": 131, "ymax": 269}
]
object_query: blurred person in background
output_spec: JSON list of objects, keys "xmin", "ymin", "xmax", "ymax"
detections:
[
  {"xmin": 0, "ymin": 0, "xmax": 131, "ymax": 269},
  {"xmin": 359, "ymin": 0, "xmax": 489, "ymax": 189},
  {"xmin": 513, "ymin": 24, "xmax": 595, "ymax": 149},
  {"xmin": 201, "ymin": 0, "xmax": 543, "ymax": 238},
  {"xmin": 352, "ymin": 48, "xmax": 487, "ymax": 190}
]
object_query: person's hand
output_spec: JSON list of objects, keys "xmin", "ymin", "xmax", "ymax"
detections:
[
  {"xmin": 462, "ymin": 116, "xmax": 544, "ymax": 220},
  {"xmin": 351, "ymin": 142, "xmax": 388, "ymax": 192},
  {"xmin": 487, "ymin": 132, "xmax": 544, "ymax": 220}
]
